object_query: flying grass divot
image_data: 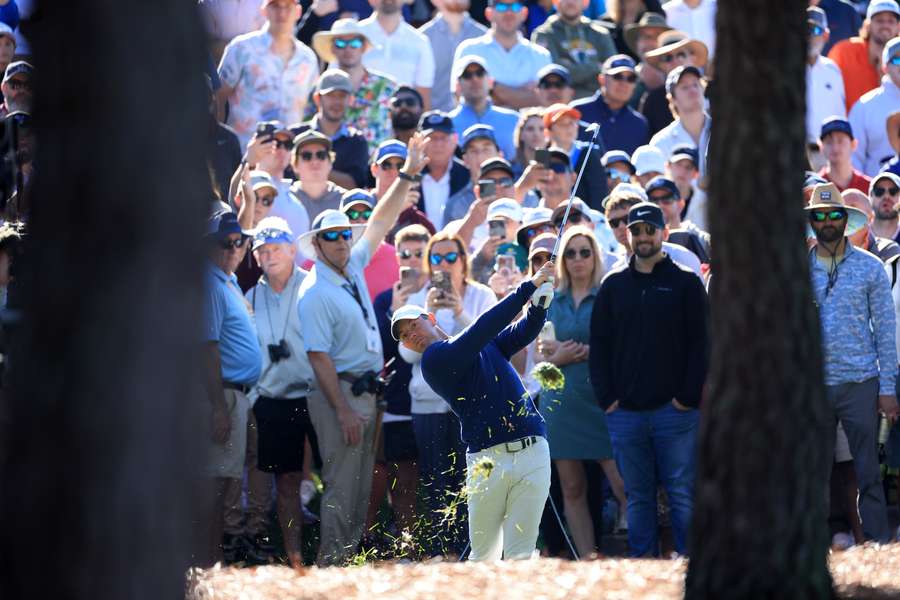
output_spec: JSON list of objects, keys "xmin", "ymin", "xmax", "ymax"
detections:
[{"xmin": 531, "ymin": 362, "xmax": 565, "ymax": 391}]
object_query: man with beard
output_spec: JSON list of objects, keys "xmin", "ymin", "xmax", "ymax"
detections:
[
  {"xmin": 806, "ymin": 182, "xmax": 899, "ymax": 543},
  {"xmin": 453, "ymin": 0, "xmax": 551, "ymax": 109},
  {"xmin": 0, "ymin": 61, "xmax": 31, "ymax": 118},
  {"xmin": 806, "ymin": 7, "xmax": 847, "ymax": 169},
  {"xmin": 388, "ymin": 86, "xmax": 425, "ymax": 145},
  {"xmin": 589, "ymin": 201, "xmax": 709, "ymax": 557},
  {"xmin": 358, "ymin": 0, "xmax": 436, "ymax": 109},
  {"xmin": 420, "ymin": 0, "xmax": 488, "ymax": 112},
  {"xmin": 530, "ymin": 0, "xmax": 616, "ymax": 99},
  {"xmin": 870, "ymin": 172, "xmax": 900, "ymax": 242},
  {"xmin": 828, "ymin": 0, "xmax": 900, "ymax": 111},
  {"xmin": 843, "ymin": 188, "xmax": 900, "ymax": 262}
]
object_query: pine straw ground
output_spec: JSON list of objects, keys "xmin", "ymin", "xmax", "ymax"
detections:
[{"xmin": 187, "ymin": 543, "xmax": 900, "ymax": 600}]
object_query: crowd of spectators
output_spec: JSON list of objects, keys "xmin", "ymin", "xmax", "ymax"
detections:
[{"xmin": 0, "ymin": 0, "xmax": 881, "ymax": 568}]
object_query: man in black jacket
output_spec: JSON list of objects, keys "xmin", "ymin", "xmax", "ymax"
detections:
[{"xmin": 589, "ymin": 201, "xmax": 709, "ymax": 558}]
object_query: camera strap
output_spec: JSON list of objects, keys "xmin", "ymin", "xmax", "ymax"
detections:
[{"xmin": 263, "ymin": 271, "xmax": 299, "ymax": 343}]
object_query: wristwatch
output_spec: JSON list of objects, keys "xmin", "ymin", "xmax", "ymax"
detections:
[{"xmin": 398, "ymin": 171, "xmax": 422, "ymax": 183}]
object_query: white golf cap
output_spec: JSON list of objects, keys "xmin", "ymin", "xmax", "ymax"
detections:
[
  {"xmin": 631, "ymin": 145, "xmax": 666, "ymax": 176},
  {"xmin": 487, "ymin": 198, "xmax": 523, "ymax": 222},
  {"xmin": 390, "ymin": 304, "xmax": 428, "ymax": 341}
]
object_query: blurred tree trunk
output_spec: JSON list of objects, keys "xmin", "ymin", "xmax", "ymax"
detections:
[
  {"xmin": 0, "ymin": 2, "xmax": 212, "ymax": 599},
  {"xmin": 684, "ymin": 1, "xmax": 834, "ymax": 599}
]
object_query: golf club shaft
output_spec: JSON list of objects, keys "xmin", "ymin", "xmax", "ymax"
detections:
[{"xmin": 549, "ymin": 124, "xmax": 601, "ymax": 261}]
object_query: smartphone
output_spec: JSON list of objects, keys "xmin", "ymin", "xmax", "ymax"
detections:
[
  {"xmin": 478, "ymin": 179, "xmax": 496, "ymax": 198},
  {"xmin": 488, "ymin": 219, "xmax": 506, "ymax": 240},
  {"xmin": 496, "ymin": 254, "xmax": 516, "ymax": 273},
  {"xmin": 534, "ymin": 148, "xmax": 550, "ymax": 168},
  {"xmin": 431, "ymin": 270, "xmax": 452, "ymax": 293},
  {"xmin": 400, "ymin": 266, "xmax": 419, "ymax": 289}
]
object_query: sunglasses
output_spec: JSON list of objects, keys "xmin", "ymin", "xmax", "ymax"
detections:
[
  {"xmin": 275, "ymin": 139, "xmax": 293, "ymax": 150},
  {"xmin": 318, "ymin": 229, "xmax": 353, "ymax": 241},
  {"xmin": 485, "ymin": 177, "xmax": 515, "ymax": 187},
  {"xmin": 345, "ymin": 208, "xmax": 372, "ymax": 220},
  {"xmin": 564, "ymin": 247, "xmax": 592, "ymax": 260},
  {"xmin": 548, "ymin": 162, "xmax": 571, "ymax": 174},
  {"xmin": 809, "ymin": 25, "xmax": 825, "ymax": 37},
  {"xmin": 398, "ymin": 248, "xmax": 424, "ymax": 259},
  {"xmin": 257, "ymin": 193, "xmax": 276, "ymax": 207},
  {"xmin": 539, "ymin": 79, "xmax": 567, "ymax": 89},
  {"xmin": 873, "ymin": 186, "xmax": 900, "ymax": 197},
  {"xmin": 608, "ymin": 216, "xmax": 627, "ymax": 228},
  {"xmin": 809, "ymin": 209, "xmax": 847, "ymax": 222},
  {"xmin": 531, "ymin": 254, "xmax": 550, "ymax": 269},
  {"xmin": 890, "ymin": 56, "xmax": 900, "ymax": 66},
  {"xmin": 661, "ymin": 51, "xmax": 690, "ymax": 63},
  {"xmin": 606, "ymin": 169, "xmax": 631, "ymax": 183},
  {"xmin": 299, "ymin": 149, "xmax": 329, "ymax": 162},
  {"xmin": 650, "ymin": 193, "xmax": 677, "ymax": 204},
  {"xmin": 391, "ymin": 96, "xmax": 419, "ymax": 108},
  {"xmin": 493, "ymin": 1, "xmax": 523, "ymax": 12},
  {"xmin": 553, "ymin": 212, "xmax": 588, "ymax": 228},
  {"xmin": 429, "ymin": 251, "xmax": 460, "ymax": 265},
  {"xmin": 7, "ymin": 80, "xmax": 31, "ymax": 91},
  {"xmin": 379, "ymin": 159, "xmax": 405, "ymax": 171},
  {"xmin": 333, "ymin": 37, "xmax": 364, "ymax": 49},
  {"xmin": 609, "ymin": 73, "xmax": 637, "ymax": 83},
  {"xmin": 525, "ymin": 224, "xmax": 554, "ymax": 239},
  {"xmin": 460, "ymin": 68, "xmax": 486, "ymax": 80},
  {"xmin": 219, "ymin": 237, "xmax": 248, "ymax": 250},
  {"xmin": 628, "ymin": 224, "xmax": 658, "ymax": 236}
]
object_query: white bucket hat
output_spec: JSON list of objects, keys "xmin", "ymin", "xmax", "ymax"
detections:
[{"xmin": 296, "ymin": 209, "xmax": 367, "ymax": 257}]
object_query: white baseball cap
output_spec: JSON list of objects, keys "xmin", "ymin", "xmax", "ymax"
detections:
[
  {"xmin": 390, "ymin": 305, "xmax": 429, "ymax": 341},
  {"xmin": 487, "ymin": 198, "xmax": 523, "ymax": 223},
  {"xmin": 631, "ymin": 145, "xmax": 666, "ymax": 176},
  {"xmin": 868, "ymin": 0, "xmax": 900, "ymax": 20}
]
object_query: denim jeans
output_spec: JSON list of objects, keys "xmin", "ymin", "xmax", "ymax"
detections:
[
  {"xmin": 412, "ymin": 412, "xmax": 468, "ymax": 555},
  {"xmin": 606, "ymin": 402, "xmax": 699, "ymax": 557}
]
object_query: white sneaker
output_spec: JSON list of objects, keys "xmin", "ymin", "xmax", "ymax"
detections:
[{"xmin": 300, "ymin": 479, "xmax": 316, "ymax": 506}]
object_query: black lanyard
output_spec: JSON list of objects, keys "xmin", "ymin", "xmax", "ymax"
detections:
[{"xmin": 342, "ymin": 277, "xmax": 371, "ymax": 326}]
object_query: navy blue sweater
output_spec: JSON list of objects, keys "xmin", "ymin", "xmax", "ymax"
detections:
[{"xmin": 421, "ymin": 280, "xmax": 547, "ymax": 453}]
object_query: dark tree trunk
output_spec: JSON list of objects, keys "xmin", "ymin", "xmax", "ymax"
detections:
[
  {"xmin": 0, "ymin": 2, "xmax": 212, "ymax": 599},
  {"xmin": 685, "ymin": 1, "xmax": 834, "ymax": 599}
]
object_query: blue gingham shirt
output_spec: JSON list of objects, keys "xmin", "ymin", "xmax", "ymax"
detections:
[{"xmin": 810, "ymin": 244, "xmax": 897, "ymax": 394}]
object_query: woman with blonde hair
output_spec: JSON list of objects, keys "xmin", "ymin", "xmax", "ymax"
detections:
[
  {"xmin": 537, "ymin": 225, "xmax": 627, "ymax": 557},
  {"xmin": 512, "ymin": 108, "xmax": 549, "ymax": 178}
]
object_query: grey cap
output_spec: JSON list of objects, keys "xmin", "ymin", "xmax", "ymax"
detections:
[{"xmin": 316, "ymin": 69, "xmax": 353, "ymax": 95}]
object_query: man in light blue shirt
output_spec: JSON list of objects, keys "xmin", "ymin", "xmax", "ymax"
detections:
[
  {"xmin": 452, "ymin": 0, "xmax": 551, "ymax": 109},
  {"xmin": 203, "ymin": 210, "xmax": 263, "ymax": 564},
  {"xmin": 448, "ymin": 55, "xmax": 520, "ymax": 161},
  {"xmin": 807, "ymin": 183, "xmax": 899, "ymax": 543},
  {"xmin": 297, "ymin": 133, "xmax": 429, "ymax": 566}
]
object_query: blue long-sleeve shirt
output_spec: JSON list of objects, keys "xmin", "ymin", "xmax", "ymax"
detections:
[
  {"xmin": 421, "ymin": 280, "xmax": 547, "ymax": 453},
  {"xmin": 572, "ymin": 93, "xmax": 649, "ymax": 156},
  {"xmin": 810, "ymin": 244, "xmax": 898, "ymax": 394}
]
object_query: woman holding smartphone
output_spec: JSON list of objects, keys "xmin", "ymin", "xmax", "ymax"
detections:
[
  {"xmin": 537, "ymin": 226, "xmax": 627, "ymax": 558},
  {"xmin": 403, "ymin": 232, "xmax": 496, "ymax": 556}
]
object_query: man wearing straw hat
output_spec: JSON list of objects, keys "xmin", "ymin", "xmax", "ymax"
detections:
[
  {"xmin": 297, "ymin": 133, "xmax": 429, "ymax": 566},
  {"xmin": 807, "ymin": 182, "xmax": 899, "ymax": 543},
  {"xmin": 311, "ymin": 18, "xmax": 398, "ymax": 151},
  {"xmin": 640, "ymin": 30, "xmax": 708, "ymax": 136}
]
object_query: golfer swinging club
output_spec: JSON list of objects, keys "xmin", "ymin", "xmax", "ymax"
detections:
[{"xmin": 390, "ymin": 259, "xmax": 556, "ymax": 560}]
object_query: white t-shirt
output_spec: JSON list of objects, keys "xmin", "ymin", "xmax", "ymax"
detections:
[
  {"xmin": 662, "ymin": 0, "xmax": 717, "ymax": 58},
  {"xmin": 405, "ymin": 280, "xmax": 497, "ymax": 414},
  {"xmin": 806, "ymin": 55, "xmax": 846, "ymax": 144},
  {"xmin": 358, "ymin": 17, "xmax": 436, "ymax": 88}
]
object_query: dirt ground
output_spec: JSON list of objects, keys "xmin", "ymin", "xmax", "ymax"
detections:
[{"xmin": 187, "ymin": 543, "xmax": 900, "ymax": 600}]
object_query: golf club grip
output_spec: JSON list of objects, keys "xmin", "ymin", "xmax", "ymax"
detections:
[{"xmin": 533, "ymin": 281, "xmax": 554, "ymax": 309}]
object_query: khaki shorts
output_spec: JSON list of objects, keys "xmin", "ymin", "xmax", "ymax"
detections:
[{"xmin": 207, "ymin": 388, "xmax": 250, "ymax": 479}]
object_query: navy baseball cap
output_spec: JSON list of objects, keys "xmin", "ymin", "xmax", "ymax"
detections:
[
  {"xmin": 537, "ymin": 63, "xmax": 571, "ymax": 85},
  {"xmin": 391, "ymin": 85, "xmax": 424, "ymax": 106},
  {"xmin": 2, "ymin": 61, "xmax": 31, "ymax": 84},
  {"xmin": 340, "ymin": 188, "xmax": 376, "ymax": 211},
  {"xmin": 601, "ymin": 150, "xmax": 634, "ymax": 171},
  {"xmin": 373, "ymin": 139, "xmax": 407, "ymax": 164},
  {"xmin": 602, "ymin": 54, "xmax": 637, "ymax": 75},
  {"xmin": 820, "ymin": 116, "xmax": 853, "ymax": 140},
  {"xmin": 461, "ymin": 124, "xmax": 498, "ymax": 150},
  {"xmin": 627, "ymin": 202, "xmax": 666, "ymax": 229},
  {"xmin": 669, "ymin": 144, "xmax": 699, "ymax": 166},
  {"xmin": 418, "ymin": 110, "xmax": 454, "ymax": 134},
  {"xmin": 207, "ymin": 210, "xmax": 249, "ymax": 239},
  {"xmin": 807, "ymin": 6, "xmax": 828, "ymax": 29},
  {"xmin": 665, "ymin": 65, "xmax": 703, "ymax": 95},
  {"xmin": 645, "ymin": 176, "xmax": 681, "ymax": 200},
  {"xmin": 479, "ymin": 157, "xmax": 514, "ymax": 178}
]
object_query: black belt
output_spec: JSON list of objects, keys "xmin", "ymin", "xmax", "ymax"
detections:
[
  {"xmin": 503, "ymin": 435, "xmax": 540, "ymax": 453},
  {"xmin": 223, "ymin": 381, "xmax": 250, "ymax": 394},
  {"xmin": 337, "ymin": 373, "xmax": 361, "ymax": 385}
]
